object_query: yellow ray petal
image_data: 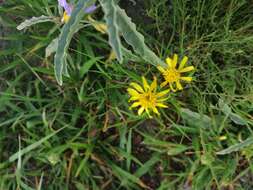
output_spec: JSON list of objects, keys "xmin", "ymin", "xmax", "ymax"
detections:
[
  {"xmin": 130, "ymin": 102, "xmax": 141, "ymax": 108},
  {"xmin": 172, "ymin": 54, "xmax": 178, "ymax": 68},
  {"xmin": 129, "ymin": 96, "xmax": 139, "ymax": 101},
  {"xmin": 156, "ymin": 103, "xmax": 168, "ymax": 108},
  {"xmin": 130, "ymin": 82, "xmax": 144, "ymax": 93},
  {"xmin": 176, "ymin": 81, "xmax": 183, "ymax": 90},
  {"xmin": 179, "ymin": 56, "xmax": 188, "ymax": 70},
  {"xmin": 127, "ymin": 88, "xmax": 139, "ymax": 97},
  {"xmin": 150, "ymin": 77, "xmax": 157, "ymax": 91},
  {"xmin": 157, "ymin": 66, "xmax": 165, "ymax": 73},
  {"xmin": 142, "ymin": 76, "xmax": 149, "ymax": 91},
  {"xmin": 157, "ymin": 97, "xmax": 169, "ymax": 102},
  {"xmin": 166, "ymin": 57, "xmax": 173, "ymax": 68},
  {"xmin": 179, "ymin": 66, "xmax": 194, "ymax": 73},
  {"xmin": 160, "ymin": 81, "xmax": 168, "ymax": 88},
  {"xmin": 138, "ymin": 107, "xmax": 145, "ymax": 115},
  {"xmin": 169, "ymin": 83, "xmax": 177, "ymax": 92},
  {"xmin": 181, "ymin": 77, "xmax": 193, "ymax": 82},
  {"xmin": 156, "ymin": 89, "xmax": 170, "ymax": 97},
  {"xmin": 152, "ymin": 107, "xmax": 160, "ymax": 115}
]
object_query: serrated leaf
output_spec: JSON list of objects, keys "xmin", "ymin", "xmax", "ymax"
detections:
[
  {"xmin": 54, "ymin": 0, "xmax": 94, "ymax": 85},
  {"xmin": 17, "ymin": 15, "xmax": 53, "ymax": 30},
  {"xmin": 98, "ymin": 0, "xmax": 123, "ymax": 61},
  {"xmin": 217, "ymin": 137, "xmax": 253, "ymax": 155},
  {"xmin": 116, "ymin": 7, "xmax": 166, "ymax": 67},
  {"xmin": 180, "ymin": 108, "xmax": 212, "ymax": 128}
]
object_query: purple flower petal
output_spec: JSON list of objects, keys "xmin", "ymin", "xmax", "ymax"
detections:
[
  {"xmin": 58, "ymin": 0, "xmax": 67, "ymax": 7},
  {"xmin": 58, "ymin": 0, "xmax": 72, "ymax": 16},
  {"xmin": 84, "ymin": 4, "xmax": 97, "ymax": 14}
]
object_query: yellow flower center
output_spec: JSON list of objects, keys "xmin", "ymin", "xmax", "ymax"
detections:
[
  {"xmin": 163, "ymin": 68, "xmax": 181, "ymax": 82},
  {"xmin": 139, "ymin": 92, "xmax": 156, "ymax": 108}
]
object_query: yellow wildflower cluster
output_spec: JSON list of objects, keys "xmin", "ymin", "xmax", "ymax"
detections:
[{"xmin": 128, "ymin": 54, "xmax": 195, "ymax": 117}]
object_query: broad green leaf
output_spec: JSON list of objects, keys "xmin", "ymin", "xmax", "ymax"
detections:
[
  {"xmin": 121, "ymin": 46, "xmax": 143, "ymax": 62},
  {"xmin": 54, "ymin": 0, "xmax": 94, "ymax": 85},
  {"xmin": 216, "ymin": 137, "xmax": 253, "ymax": 155},
  {"xmin": 99, "ymin": 0, "xmax": 123, "ymax": 61},
  {"xmin": 17, "ymin": 15, "xmax": 53, "ymax": 30},
  {"xmin": 116, "ymin": 6, "xmax": 166, "ymax": 67},
  {"xmin": 180, "ymin": 108, "xmax": 212, "ymax": 128}
]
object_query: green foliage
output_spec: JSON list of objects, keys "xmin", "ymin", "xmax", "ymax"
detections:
[
  {"xmin": 17, "ymin": 15, "xmax": 54, "ymax": 30},
  {"xmin": 1, "ymin": 0, "xmax": 253, "ymax": 189},
  {"xmin": 99, "ymin": 0, "xmax": 123, "ymax": 62},
  {"xmin": 54, "ymin": 0, "xmax": 93, "ymax": 85},
  {"xmin": 115, "ymin": 6, "xmax": 166, "ymax": 67},
  {"xmin": 217, "ymin": 137, "xmax": 253, "ymax": 155},
  {"xmin": 54, "ymin": 0, "xmax": 165, "ymax": 85},
  {"xmin": 180, "ymin": 108, "xmax": 212, "ymax": 128},
  {"xmin": 218, "ymin": 99, "xmax": 248, "ymax": 126}
]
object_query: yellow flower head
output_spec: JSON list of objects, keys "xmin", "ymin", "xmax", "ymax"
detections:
[
  {"xmin": 127, "ymin": 76, "xmax": 170, "ymax": 117},
  {"xmin": 158, "ymin": 54, "xmax": 195, "ymax": 92}
]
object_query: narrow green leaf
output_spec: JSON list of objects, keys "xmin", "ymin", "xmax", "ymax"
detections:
[
  {"xmin": 9, "ymin": 126, "xmax": 66, "ymax": 162},
  {"xmin": 126, "ymin": 129, "xmax": 132, "ymax": 171},
  {"xmin": 79, "ymin": 57, "xmax": 101, "ymax": 77},
  {"xmin": 134, "ymin": 154, "xmax": 160, "ymax": 177},
  {"xmin": 217, "ymin": 137, "xmax": 253, "ymax": 155},
  {"xmin": 17, "ymin": 15, "xmax": 53, "ymax": 30},
  {"xmin": 111, "ymin": 163, "xmax": 148, "ymax": 189}
]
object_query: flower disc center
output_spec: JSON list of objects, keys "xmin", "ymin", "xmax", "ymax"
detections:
[{"xmin": 164, "ymin": 69, "xmax": 180, "ymax": 82}]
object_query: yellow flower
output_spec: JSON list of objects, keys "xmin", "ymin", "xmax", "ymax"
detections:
[
  {"xmin": 127, "ymin": 76, "xmax": 170, "ymax": 117},
  {"xmin": 62, "ymin": 11, "xmax": 70, "ymax": 23},
  {"xmin": 158, "ymin": 54, "xmax": 195, "ymax": 92}
]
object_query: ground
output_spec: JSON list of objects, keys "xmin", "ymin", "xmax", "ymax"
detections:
[{"xmin": 0, "ymin": 0, "xmax": 253, "ymax": 190}]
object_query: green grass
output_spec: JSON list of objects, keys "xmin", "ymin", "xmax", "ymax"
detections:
[{"xmin": 0, "ymin": 0, "xmax": 253, "ymax": 189}]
